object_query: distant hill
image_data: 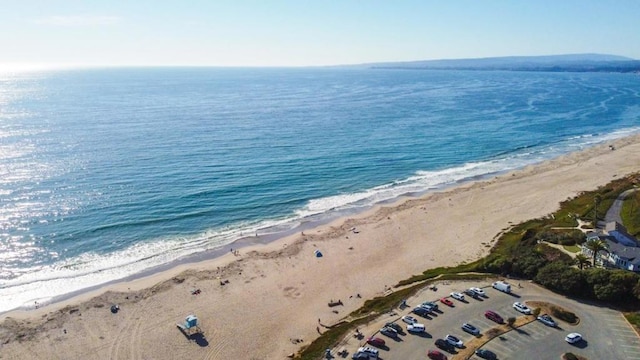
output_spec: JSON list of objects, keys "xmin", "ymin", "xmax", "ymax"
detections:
[{"xmin": 349, "ymin": 54, "xmax": 640, "ymax": 73}]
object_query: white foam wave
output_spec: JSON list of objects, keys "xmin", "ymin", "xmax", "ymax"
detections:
[{"xmin": 3, "ymin": 126, "xmax": 639, "ymax": 313}]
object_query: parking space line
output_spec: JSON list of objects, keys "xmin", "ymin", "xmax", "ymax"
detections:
[
  {"xmin": 484, "ymin": 342, "xmax": 512, "ymax": 354},
  {"xmin": 617, "ymin": 331, "xmax": 640, "ymax": 336},
  {"xmin": 606, "ymin": 324, "xmax": 633, "ymax": 331}
]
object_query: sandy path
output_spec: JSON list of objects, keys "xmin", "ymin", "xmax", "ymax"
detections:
[{"xmin": 1, "ymin": 134, "xmax": 639, "ymax": 360}]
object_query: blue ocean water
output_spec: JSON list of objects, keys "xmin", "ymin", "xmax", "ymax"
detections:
[{"xmin": 1, "ymin": 68, "xmax": 639, "ymax": 312}]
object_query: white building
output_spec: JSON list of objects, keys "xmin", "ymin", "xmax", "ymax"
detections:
[{"xmin": 582, "ymin": 222, "xmax": 640, "ymax": 272}]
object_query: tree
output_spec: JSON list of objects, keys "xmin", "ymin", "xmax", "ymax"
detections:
[
  {"xmin": 584, "ymin": 238, "xmax": 608, "ymax": 267},
  {"xmin": 593, "ymin": 194, "xmax": 602, "ymax": 228},
  {"xmin": 507, "ymin": 317, "xmax": 516, "ymax": 327},
  {"xmin": 574, "ymin": 253, "xmax": 590, "ymax": 270},
  {"xmin": 532, "ymin": 307, "xmax": 541, "ymax": 317}
]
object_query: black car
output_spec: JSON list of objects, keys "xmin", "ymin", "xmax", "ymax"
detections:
[
  {"xmin": 385, "ymin": 322, "xmax": 403, "ymax": 333},
  {"xmin": 475, "ymin": 349, "xmax": 497, "ymax": 359},
  {"xmin": 413, "ymin": 307, "xmax": 430, "ymax": 317},
  {"xmin": 435, "ymin": 338, "xmax": 455, "ymax": 353},
  {"xmin": 463, "ymin": 289, "xmax": 480, "ymax": 299},
  {"xmin": 380, "ymin": 326, "xmax": 398, "ymax": 338},
  {"xmin": 352, "ymin": 352, "xmax": 370, "ymax": 359}
]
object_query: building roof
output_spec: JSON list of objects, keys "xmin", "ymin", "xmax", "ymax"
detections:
[{"xmin": 604, "ymin": 238, "xmax": 640, "ymax": 263}]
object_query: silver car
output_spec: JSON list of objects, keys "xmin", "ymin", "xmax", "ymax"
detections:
[
  {"xmin": 537, "ymin": 314, "xmax": 557, "ymax": 327},
  {"xmin": 461, "ymin": 323, "xmax": 480, "ymax": 336}
]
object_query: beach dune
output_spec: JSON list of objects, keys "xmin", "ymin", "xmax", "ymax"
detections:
[{"xmin": 1, "ymin": 135, "xmax": 640, "ymax": 359}]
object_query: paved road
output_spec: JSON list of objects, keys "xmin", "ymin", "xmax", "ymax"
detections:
[
  {"xmin": 348, "ymin": 281, "xmax": 640, "ymax": 360},
  {"xmin": 604, "ymin": 188, "xmax": 638, "ymax": 225}
]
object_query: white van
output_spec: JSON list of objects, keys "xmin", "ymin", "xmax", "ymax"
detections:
[
  {"xmin": 407, "ymin": 323, "xmax": 426, "ymax": 333},
  {"xmin": 492, "ymin": 281, "xmax": 511, "ymax": 293}
]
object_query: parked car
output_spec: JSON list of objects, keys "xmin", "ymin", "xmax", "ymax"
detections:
[
  {"xmin": 407, "ymin": 323, "xmax": 426, "ymax": 333},
  {"xmin": 380, "ymin": 326, "xmax": 398, "ymax": 338},
  {"xmin": 513, "ymin": 302, "xmax": 532, "ymax": 314},
  {"xmin": 440, "ymin": 297, "xmax": 454, "ymax": 307},
  {"xmin": 385, "ymin": 322, "xmax": 403, "ymax": 333},
  {"xmin": 351, "ymin": 351, "xmax": 370, "ymax": 359},
  {"xmin": 537, "ymin": 314, "xmax": 557, "ymax": 327},
  {"xmin": 434, "ymin": 338, "xmax": 455, "ymax": 353},
  {"xmin": 469, "ymin": 287, "xmax": 486, "ymax": 297},
  {"xmin": 475, "ymin": 348, "xmax": 497, "ymax": 359},
  {"xmin": 412, "ymin": 307, "xmax": 430, "ymax": 317},
  {"xmin": 421, "ymin": 301, "xmax": 439, "ymax": 311},
  {"xmin": 402, "ymin": 315, "xmax": 417, "ymax": 324},
  {"xmin": 461, "ymin": 323, "xmax": 480, "ymax": 336},
  {"xmin": 366, "ymin": 337, "xmax": 385, "ymax": 348},
  {"xmin": 357, "ymin": 346, "xmax": 379, "ymax": 357},
  {"xmin": 484, "ymin": 310, "xmax": 504, "ymax": 323},
  {"xmin": 445, "ymin": 334, "xmax": 464, "ymax": 348},
  {"xmin": 565, "ymin": 332, "xmax": 582, "ymax": 344},
  {"xmin": 464, "ymin": 289, "xmax": 480, "ymax": 299},
  {"xmin": 427, "ymin": 349, "xmax": 448, "ymax": 360},
  {"xmin": 450, "ymin": 292, "xmax": 465, "ymax": 301}
]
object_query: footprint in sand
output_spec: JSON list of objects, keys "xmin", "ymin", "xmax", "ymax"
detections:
[{"xmin": 283, "ymin": 286, "xmax": 302, "ymax": 299}]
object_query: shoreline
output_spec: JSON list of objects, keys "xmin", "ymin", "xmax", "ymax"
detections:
[
  {"xmin": 0, "ymin": 143, "xmax": 524, "ymax": 316},
  {"xmin": 2, "ymin": 134, "xmax": 640, "ymax": 359}
]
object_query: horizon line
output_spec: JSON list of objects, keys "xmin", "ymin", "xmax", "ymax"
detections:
[{"xmin": 1, "ymin": 53, "xmax": 636, "ymax": 73}]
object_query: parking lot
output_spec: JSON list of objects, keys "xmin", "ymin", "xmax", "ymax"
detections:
[{"xmin": 338, "ymin": 280, "xmax": 640, "ymax": 360}]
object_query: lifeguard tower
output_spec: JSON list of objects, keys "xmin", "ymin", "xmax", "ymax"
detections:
[{"xmin": 177, "ymin": 314, "xmax": 202, "ymax": 335}]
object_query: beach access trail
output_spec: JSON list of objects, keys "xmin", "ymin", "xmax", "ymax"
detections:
[{"xmin": 1, "ymin": 135, "xmax": 640, "ymax": 360}]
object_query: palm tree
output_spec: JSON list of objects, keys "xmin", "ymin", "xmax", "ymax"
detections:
[
  {"xmin": 574, "ymin": 253, "xmax": 590, "ymax": 270},
  {"xmin": 584, "ymin": 238, "xmax": 609, "ymax": 267},
  {"xmin": 593, "ymin": 194, "xmax": 602, "ymax": 229}
]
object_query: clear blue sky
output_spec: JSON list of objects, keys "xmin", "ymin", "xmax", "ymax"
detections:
[{"xmin": 2, "ymin": 0, "xmax": 639, "ymax": 68}]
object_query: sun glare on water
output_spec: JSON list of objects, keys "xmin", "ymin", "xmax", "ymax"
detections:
[{"xmin": 0, "ymin": 63, "xmax": 88, "ymax": 74}]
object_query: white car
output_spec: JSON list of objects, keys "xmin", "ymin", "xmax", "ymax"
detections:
[
  {"xmin": 537, "ymin": 314, "xmax": 557, "ymax": 327},
  {"xmin": 357, "ymin": 346, "xmax": 380, "ymax": 357},
  {"xmin": 407, "ymin": 323, "xmax": 426, "ymax": 333},
  {"xmin": 450, "ymin": 292, "xmax": 465, "ymax": 301},
  {"xmin": 445, "ymin": 334, "xmax": 464, "ymax": 348},
  {"xmin": 513, "ymin": 302, "xmax": 532, "ymax": 315},
  {"xmin": 469, "ymin": 287, "xmax": 486, "ymax": 297},
  {"xmin": 401, "ymin": 315, "xmax": 417, "ymax": 324},
  {"xmin": 565, "ymin": 333, "xmax": 582, "ymax": 344}
]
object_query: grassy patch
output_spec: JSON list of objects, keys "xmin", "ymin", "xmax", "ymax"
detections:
[
  {"xmin": 624, "ymin": 312, "xmax": 640, "ymax": 333},
  {"xmin": 621, "ymin": 190, "xmax": 640, "ymax": 237},
  {"xmin": 563, "ymin": 244, "xmax": 581, "ymax": 253}
]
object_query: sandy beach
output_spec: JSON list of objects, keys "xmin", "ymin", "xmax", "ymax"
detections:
[{"xmin": 2, "ymin": 134, "xmax": 640, "ymax": 360}]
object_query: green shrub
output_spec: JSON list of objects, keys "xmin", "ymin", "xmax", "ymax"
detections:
[
  {"xmin": 551, "ymin": 307, "xmax": 578, "ymax": 324},
  {"xmin": 564, "ymin": 353, "xmax": 579, "ymax": 360}
]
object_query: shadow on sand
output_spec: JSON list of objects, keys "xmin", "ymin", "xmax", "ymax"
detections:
[{"xmin": 177, "ymin": 327, "xmax": 209, "ymax": 347}]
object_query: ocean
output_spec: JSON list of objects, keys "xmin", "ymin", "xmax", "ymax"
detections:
[{"xmin": 1, "ymin": 67, "xmax": 639, "ymax": 313}]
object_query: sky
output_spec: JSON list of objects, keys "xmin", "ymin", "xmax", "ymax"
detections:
[{"xmin": 1, "ymin": 0, "xmax": 639, "ymax": 69}]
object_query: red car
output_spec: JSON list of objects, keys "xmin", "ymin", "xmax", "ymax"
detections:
[
  {"xmin": 440, "ymin": 297, "xmax": 454, "ymax": 307},
  {"xmin": 366, "ymin": 336, "xmax": 386, "ymax": 348},
  {"xmin": 484, "ymin": 310, "xmax": 504, "ymax": 323},
  {"xmin": 428, "ymin": 349, "xmax": 448, "ymax": 360}
]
